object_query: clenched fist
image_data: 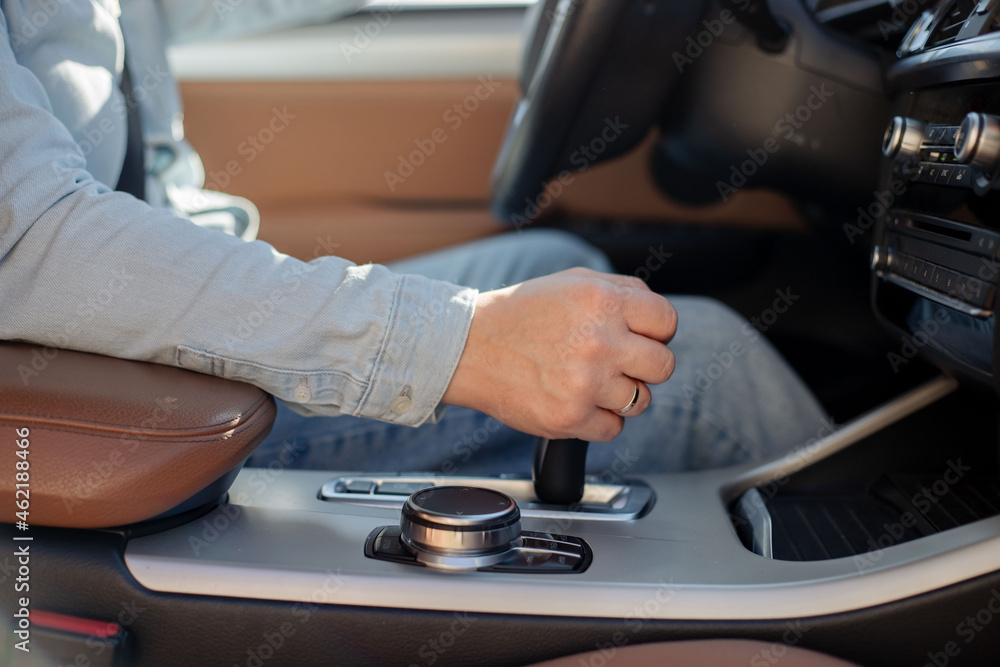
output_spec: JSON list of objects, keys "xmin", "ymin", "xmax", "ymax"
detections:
[{"xmin": 442, "ymin": 267, "xmax": 677, "ymax": 441}]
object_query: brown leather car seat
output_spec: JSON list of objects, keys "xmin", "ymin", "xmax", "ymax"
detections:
[
  {"xmin": 0, "ymin": 342, "xmax": 275, "ymax": 529},
  {"xmin": 527, "ymin": 639, "xmax": 860, "ymax": 667}
]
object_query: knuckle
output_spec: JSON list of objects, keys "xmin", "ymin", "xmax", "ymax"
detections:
[
  {"xmin": 576, "ymin": 281, "xmax": 620, "ymax": 315},
  {"xmin": 595, "ymin": 420, "xmax": 624, "ymax": 442},
  {"xmin": 621, "ymin": 275, "xmax": 646, "ymax": 291},
  {"xmin": 572, "ymin": 330, "xmax": 605, "ymax": 359},
  {"xmin": 657, "ymin": 350, "xmax": 676, "ymax": 382}
]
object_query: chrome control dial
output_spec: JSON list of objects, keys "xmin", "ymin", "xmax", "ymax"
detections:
[
  {"xmin": 399, "ymin": 486, "xmax": 522, "ymax": 569},
  {"xmin": 955, "ymin": 112, "xmax": 1000, "ymax": 175},
  {"xmin": 882, "ymin": 116, "xmax": 927, "ymax": 163}
]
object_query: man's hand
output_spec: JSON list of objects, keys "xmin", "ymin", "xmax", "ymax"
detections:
[{"xmin": 442, "ymin": 267, "xmax": 677, "ymax": 441}]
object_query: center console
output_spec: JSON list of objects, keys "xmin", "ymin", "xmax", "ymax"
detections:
[{"xmin": 870, "ymin": 2, "xmax": 1000, "ymax": 390}]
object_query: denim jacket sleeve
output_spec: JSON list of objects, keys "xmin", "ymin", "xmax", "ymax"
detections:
[
  {"xmin": 0, "ymin": 15, "xmax": 478, "ymax": 426},
  {"xmin": 154, "ymin": 0, "xmax": 370, "ymax": 45}
]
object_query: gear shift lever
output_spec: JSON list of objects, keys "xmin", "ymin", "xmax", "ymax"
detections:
[{"xmin": 532, "ymin": 437, "xmax": 589, "ymax": 505}]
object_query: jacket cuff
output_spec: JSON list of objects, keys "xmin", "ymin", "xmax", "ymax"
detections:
[{"xmin": 353, "ymin": 273, "xmax": 477, "ymax": 426}]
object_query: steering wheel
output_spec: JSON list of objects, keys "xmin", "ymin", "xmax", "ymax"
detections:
[{"xmin": 490, "ymin": 0, "xmax": 706, "ymax": 223}]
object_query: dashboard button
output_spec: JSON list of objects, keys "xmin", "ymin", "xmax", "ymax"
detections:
[
  {"xmin": 949, "ymin": 165, "xmax": 971, "ymax": 186},
  {"xmin": 943, "ymin": 126, "xmax": 961, "ymax": 145},
  {"xmin": 936, "ymin": 165, "xmax": 954, "ymax": 184},
  {"xmin": 931, "ymin": 267, "xmax": 958, "ymax": 292},
  {"xmin": 927, "ymin": 126, "xmax": 947, "ymax": 144},
  {"xmin": 918, "ymin": 262, "xmax": 936, "ymax": 285}
]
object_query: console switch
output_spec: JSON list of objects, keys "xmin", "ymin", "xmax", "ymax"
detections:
[{"xmin": 365, "ymin": 526, "xmax": 592, "ymax": 574}]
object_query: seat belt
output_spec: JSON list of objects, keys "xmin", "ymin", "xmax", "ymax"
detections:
[{"xmin": 115, "ymin": 62, "xmax": 146, "ymax": 201}]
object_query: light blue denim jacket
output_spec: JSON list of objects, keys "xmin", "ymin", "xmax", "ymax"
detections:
[{"xmin": 0, "ymin": 0, "xmax": 478, "ymax": 426}]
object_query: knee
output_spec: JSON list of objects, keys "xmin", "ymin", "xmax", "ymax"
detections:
[
  {"xmin": 518, "ymin": 229, "xmax": 613, "ymax": 274},
  {"xmin": 670, "ymin": 297, "xmax": 751, "ymax": 353}
]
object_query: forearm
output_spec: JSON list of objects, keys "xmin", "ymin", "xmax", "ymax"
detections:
[{"xmin": 0, "ymin": 31, "xmax": 476, "ymax": 425}]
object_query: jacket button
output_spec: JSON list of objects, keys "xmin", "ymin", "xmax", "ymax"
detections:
[
  {"xmin": 390, "ymin": 396, "xmax": 413, "ymax": 415},
  {"xmin": 293, "ymin": 383, "xmax": 311, "ymax": 402}
]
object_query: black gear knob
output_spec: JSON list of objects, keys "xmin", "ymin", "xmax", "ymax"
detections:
[{"xmin": 532, "ymin": 437, "xmax": 589, "ymax": 505}]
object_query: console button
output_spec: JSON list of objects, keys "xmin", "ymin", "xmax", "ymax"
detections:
[
  {"xmin": 895, "ymin": 253, "xmax": 914, "ymax": 276},
  {"xmin": 346, "ymin": 480, "xmax": 377, "ymax": 494},
  {"xmin": 943, "ymin": 126, "xmax": 961, "ymax": 145},
  {"xmin": 936, "ymin": 165, "xmax": 954, "ymax": 184},
  {"xmin": 366, "ymin": 526, "xmax": 419, "ymax": 564},
  {"xmin": 950, "ymin": 165, "xmax": 972, "ymax": 186},
  {"xmin": 485, "ymin": 546, "xmax": 585, "ymax": 574},
  {"xmin": 376, "ymin": 481, "xmax": 433, "ymax": 496},
  {"xmin": 918, "ymin": 262, "xmax": 936, "ymax": 285},
  {"xmin": 913, "ymin": 163, "xmax": 931, "ymax": 182},
  {"xmin": 522, "ymin": 533, "xmax": 586, "ymax": 557},
  {"xmin": 931, "ymin": 267, "xmax": 959, "ymax": 293}
]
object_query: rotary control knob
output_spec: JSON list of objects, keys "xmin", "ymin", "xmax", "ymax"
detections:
[
  {"xmin": 955, "ymin": 112, "xmax": 1000, "ymax": 175},
  {"xmin": 882, "ymin": 116, "xmax": 926, "ymax": 164},
  {"xmin": 399, "ymin": 486, "xmax": 522, "ymax": 569}
]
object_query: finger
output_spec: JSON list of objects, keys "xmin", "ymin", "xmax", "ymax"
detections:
[
  {"xmin": 577, "ymin": 408, "xmax": 626, "ymax": 442},
  {"xmin": 618, "ymin": 336, "xmax": 675, "ymax": 385},
  {"xmin": 597, "ymin": 376, "xmax": 651, "ymax": 418},
  {"xmin": 623, "ymin": 290, "xmax": 678, "ymax": 343}
]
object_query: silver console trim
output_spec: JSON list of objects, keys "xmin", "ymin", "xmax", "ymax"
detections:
[
  {"xmin": 882, "ymin": 272, "xmax": 992, "ymax": 319},
  {"xmin": 319, "ymin": 476, "xmax": 654, "ymax": 521},
  {"xmin": 722, "ymin": 375, "xmax": 958, "ymax": 499},
  {"xmin": 125, "ymin": 377, "xmax": 1000, "ymax": 622}
]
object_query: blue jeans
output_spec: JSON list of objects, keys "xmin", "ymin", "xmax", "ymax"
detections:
[{"xmin": 247, "ymin": 230, "xmax": 829, "ymax": 476}]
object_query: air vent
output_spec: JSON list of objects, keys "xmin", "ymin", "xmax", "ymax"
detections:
[
  {"xmin": 925, "ymin": 0, "xmax": 977, "ymax": 48},
  {"xmin": 813, "ymin": 0, "xmax": 940, "ymax": 51}
]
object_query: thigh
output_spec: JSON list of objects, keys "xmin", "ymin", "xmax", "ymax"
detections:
[
  {"xmin": 387, "ymin": 229, "xmax": 613, "ymax": 291},
  {"xmin": 247, "ymin": 401, "xmax": 535, "ymax": 475},
  {"xmin": 586, "ymin": 296, "xmax": 830, "ymax": 476}
]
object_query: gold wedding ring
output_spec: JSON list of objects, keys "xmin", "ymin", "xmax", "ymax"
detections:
[{"xmin": 615, "ymin": 381, "xmax": 640, "ymax": 415}]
